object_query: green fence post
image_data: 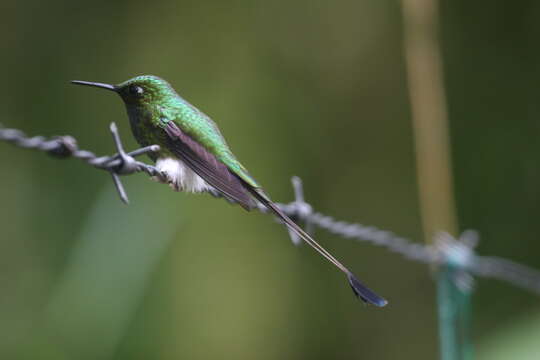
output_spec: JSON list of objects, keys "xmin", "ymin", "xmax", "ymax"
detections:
[{"xmin": 436, "ymin": 232, "xmax": 476, "ymax": 360}]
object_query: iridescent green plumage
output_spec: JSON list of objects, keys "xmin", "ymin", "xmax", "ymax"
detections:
[
  {"xmin": 71, "ymin": 75, "xmax": 388, "ymax": 307},
  {"xmin": 116, "ymin": 75, "xmax": 259, "ymax": 189}
]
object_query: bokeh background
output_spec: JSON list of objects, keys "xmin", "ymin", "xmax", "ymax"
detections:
[{"xmin": 1, "ymin": 1, "xmax": 540, "ymax": 359}]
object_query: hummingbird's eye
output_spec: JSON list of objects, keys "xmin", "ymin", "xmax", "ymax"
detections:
[{"xmin": 128, "ymin": 85, "xmax": 144, "ymax": 97}]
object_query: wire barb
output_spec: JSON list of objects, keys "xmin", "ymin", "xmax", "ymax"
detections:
[
  {"xmin": 0, "ymin": 123, "xmax": 166, "ymax": 203},
  {"xmin": 2, "ymin": 123, "xmax": 540, "ymax": 296}
]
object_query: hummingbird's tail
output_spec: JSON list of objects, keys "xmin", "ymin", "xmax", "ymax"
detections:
[{"xmin": 248, "ymin": 188, "xmax": 387, "ymax": 307}]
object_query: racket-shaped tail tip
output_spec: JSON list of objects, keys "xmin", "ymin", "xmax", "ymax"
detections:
[{"xmin": 347, "ymin": 273, "xmax": 388, "ymax": 307}]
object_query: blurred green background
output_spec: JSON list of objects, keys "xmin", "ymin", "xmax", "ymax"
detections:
[{"xmin": 1, "ymin": 0, "xmax": 540, "ymax": 359}]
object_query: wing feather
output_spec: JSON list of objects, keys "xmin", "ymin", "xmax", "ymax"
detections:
[
  {"xmin": 163, "ymin": 121, "xmax": 255, "ymax": 210},
  {"xmin": 162, "ymin": 121, "xmax": 386, "ymax": 306}
]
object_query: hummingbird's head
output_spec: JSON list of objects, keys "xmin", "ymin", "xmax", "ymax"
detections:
[{"xmin": 71, "ymin": 75, "xmax": 176, "ymax": 107}]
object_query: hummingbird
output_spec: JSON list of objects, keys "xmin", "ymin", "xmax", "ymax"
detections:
[{"xmin": 71, "ymin": 75, "xmax": 387, "ymax": 307}]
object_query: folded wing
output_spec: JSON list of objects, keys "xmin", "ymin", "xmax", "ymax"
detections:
[{"xmin": 163, "ymin": 121, "xmax": 255, "ymax": 210}]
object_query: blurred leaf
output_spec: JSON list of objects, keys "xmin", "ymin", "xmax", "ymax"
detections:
[
  {"xmin": 477, "ymin": 310, "xmax": 540, "ymax": 360},
  {"xmin": 43, "ymin": 181, "xmax": 181, "ymax": 359}
]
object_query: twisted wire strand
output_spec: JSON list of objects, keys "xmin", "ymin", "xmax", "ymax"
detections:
[
  {"xmin": 0, "ymin": 125, "xmax": 166, "ymax": 176},
  {"xmin": 471, "ymin": 256, "xmax": 540, "ymax": 295},
  {"xmin": 0, "ymin": 123, "xmax": 168, "ymax": 203},
  {"xmin": 2, "ymin": 124, "xmax": 540, "ymax": 295}
]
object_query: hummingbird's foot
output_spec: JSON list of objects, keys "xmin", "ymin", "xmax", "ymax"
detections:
[
  {"xmin": 151, "ymin": 174, "xmax": 181, "ymax": 191},
  {"xmin": 150, "ymin": 175, "xmax": 166, "ymax": 184},
  {"xmin": 168, "ymin": 181, "xmax": 181, "ymax": 191},
  {"xmin": 154, "ymin": 157, "xmax": 213, "ymax": 194}
]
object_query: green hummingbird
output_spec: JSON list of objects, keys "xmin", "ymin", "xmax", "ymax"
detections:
[{"xmin": 71, "ymin": 75, "xmax": 387, "ymax": 307}]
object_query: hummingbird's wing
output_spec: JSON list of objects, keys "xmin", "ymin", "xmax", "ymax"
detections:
[
  {"xmin": 162, "ymin": 121, "xmax": 387, "ymax": 307},
  {"xmin": 163, "ymin": 121, "xmax": 255, "ymax": 210}
]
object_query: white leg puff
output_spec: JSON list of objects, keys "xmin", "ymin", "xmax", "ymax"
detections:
[{"xmin": 155, "ymin": 157, "xmax": 212, "ymax": 193}]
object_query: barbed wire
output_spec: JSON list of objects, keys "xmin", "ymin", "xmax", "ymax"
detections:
[
  {"xmin": 0, "ymin": 122, "xmax": 168, "ymax": 204},
  {"xmin": 2, "ymin": 123, "xmax": 540, "ymax": 296}
]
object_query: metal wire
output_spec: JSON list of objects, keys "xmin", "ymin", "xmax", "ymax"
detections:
[
  {"xmin": 0, "ymin": 122, "xmax": 168, "ymax": 204},
  {"xmin": 2, "ymin": 123, "xmax": 540, "ymax": 296}
]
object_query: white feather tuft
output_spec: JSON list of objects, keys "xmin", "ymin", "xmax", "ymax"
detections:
[{"xmin": 155, "ymin": 157, "xmax": 212, "ymax": 193}]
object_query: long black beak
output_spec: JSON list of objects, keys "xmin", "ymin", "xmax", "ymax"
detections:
[{"xmin": 71, "ymin": 80, "xmax": 117, "ymax": 91}]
